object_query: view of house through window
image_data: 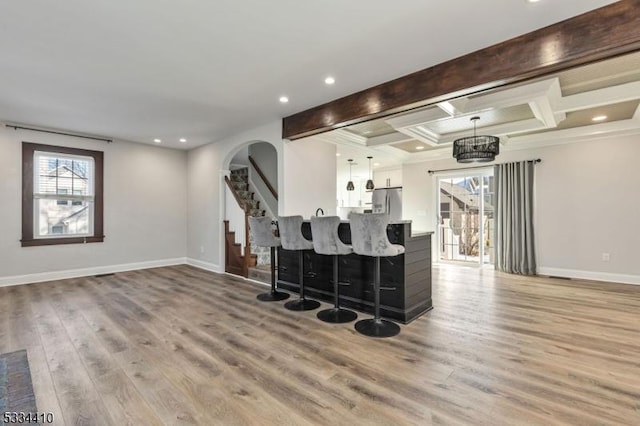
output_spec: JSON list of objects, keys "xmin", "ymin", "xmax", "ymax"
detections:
[
  {"xmin": 34, "ymin": 152, "xmax": 95, "ymax": 238},
  {"xmin": 438, "ymin": 171, "xmax": 494, "ymax": 265},
  {"xmin": 22, "ymin": 142, "xmax": 104, "ymax": 247}
]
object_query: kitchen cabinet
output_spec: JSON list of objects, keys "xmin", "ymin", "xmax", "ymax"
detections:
[
  {"xmin": 373, "ymin": 168, "xmax": 402, "ymax": 188},
  {"xmin": 278, "ymin": 221, "xmax": 433, "ymax": 323},
  {"xmin": 337, "ymin": 178, "xmax": 372, "ymax": 208}
]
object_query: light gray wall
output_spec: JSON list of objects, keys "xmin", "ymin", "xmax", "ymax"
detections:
[
  {"xmin": 0, "ymin": 125, "xmax": 187, "ymax": 281},
  {"xmin": 402, "ymin": 133, "xmax": 640, "ymax": 283},
  {"xmin": 186, "ymin": 121, "xmax": 284, "ymax": 270},
  {"xmin": 282, "ymin": 138, "xmax": 336, "ymax": 218},
  {"xmin": 230, "ymin": 145, "xmax": 250, "ymax": 167},
  {"xmin": 248, "ymin": 142, "xmax": 278, "ymax": 215},
  {"xmin": 186, "ymin": 121, "xmax": 337, "ymax": 270}
]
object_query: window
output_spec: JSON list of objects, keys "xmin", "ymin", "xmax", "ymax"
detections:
[
  {"xmin": 72, "ymin": 190, "xmax": 83, "ymax": 206},
  {"xmin": 56, "ymin": 189, "xmax": 69, "ymax": 205},
  {"xmin": 22, "ymin": 143, "xmax": 104, "ymax": 247}
]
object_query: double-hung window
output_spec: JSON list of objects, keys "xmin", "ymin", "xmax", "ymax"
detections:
[{"xmin": 22, "ymin": 143, "xmax": 104, "ymax": 247}]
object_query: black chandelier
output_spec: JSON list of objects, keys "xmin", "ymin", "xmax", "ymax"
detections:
[{"xmin": 452, "ymin": 116, "xmax": 500, "ymax": 163}]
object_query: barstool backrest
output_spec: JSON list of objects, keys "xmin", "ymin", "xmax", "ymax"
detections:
[
  {"xmin": 310, "ymin": 216, "xmax": 353, "ymax": 256},
  {"xmin": 350, "ymin": 213, "xmax": 402, "ymax": 257},
  {"xmin": 277, "ymin": 215, "xmax": 314, "ymax": 250},
  {"xmin": 248, "ymin": 216, "xmax": 280, "ymax": 247}
]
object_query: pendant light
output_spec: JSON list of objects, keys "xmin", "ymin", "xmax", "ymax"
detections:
[
  {"xmin": 346, "ymin": 159, "xmax": 355, "ymax": 191},
  {"xmin": 453, "ymin": 116, "xmax": 500, "ymax": 163},
  {"xmin": 365, "ymin": 156, "xmax": 375, "ymax": 190}
]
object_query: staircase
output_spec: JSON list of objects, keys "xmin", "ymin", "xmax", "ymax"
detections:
[
  {"xmin": 224, "ymin": 168, "xmax": 272, "ymax": 278},
  {"xmin": 228, "ymin": 168, "xmax": 265, "ymax": 217}
]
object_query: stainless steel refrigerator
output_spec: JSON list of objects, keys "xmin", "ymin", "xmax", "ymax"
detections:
[{"xmin": 372, "ymin": 187, "xmax": 402, "ymax": 222}]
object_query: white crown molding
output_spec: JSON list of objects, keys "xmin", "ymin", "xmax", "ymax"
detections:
[
  {"xmin": 383, "ymin": 78, "xmax": 565, "ymax": 146},
  {"xmin": 321, "ymin": 78, "xmax": 640, "ymax": 169},
  {"xmin": 558, "ymin": 80, "xmax": 640, "ymax": 113},
  {"xmin": 538, "ymin": 267, "xmax": 640, "ymax": 286},
  {"xmin": 370, "ymin": 145, "xmax": 410, "ymax": 161},
  {"xmin": 437, "ymin": 100, "xmax": 466, "ymax": 116},
  {"xmin": 439, "ymin": 118, "xmax": 546, "ymax": 144},
  {"xmin": 529, "ymin": 78, "xmax": 564, "ymax": 127},
  {"xmin": 0, "ymin": 257, "xmax": 187, "ymax": 287},
  {"xmin": 330, "ymin": 129, "xmax": 368, "ymax": 146},
  {"xmin": 506, "ymin": 117, "xmax": 640, "ymax": 149},
  {"xmin": 401, "ymin": 147, "xmax": 452, "ymax": 164},
  {"xmin": 397, "ymin": 125, "xmax": 442, "ymax": 146},
  {"xmin": 385, "ymin": 107, "xmax": 450, "ymax": 130},
  {"xmin": 462, "ymin": 78, "xmax": 560, "ymax": 112}
]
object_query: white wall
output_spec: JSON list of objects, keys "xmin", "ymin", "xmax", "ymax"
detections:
[
  {"xmin": 0, "ymin": 125, "xmax": 187, "ymax": 284},
  {"xmin": 186, "ymin": 121, "xmax": 337, "ymax": 271},
  {"xmin": 248, "ymin": 142, "xmax": 278, "ymax": 215},
  {"xmin": 402, "ymin": 133, "xmax": 640, "ymax": 284},
  {"xmin": 282, "ymin": 137, "xmax": 336, "ymax": 217},
  {"xmin": 186, "ymin": 121, "xmax": 284, "ymax": 271}
]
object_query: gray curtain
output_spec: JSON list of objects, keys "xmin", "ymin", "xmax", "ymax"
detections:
[{"xmin": 494, "ymin": 161, "xmax": 536, "ymax": 275}]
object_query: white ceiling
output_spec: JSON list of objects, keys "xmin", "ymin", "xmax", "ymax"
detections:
[{"xmin": 0, "ymin": 0, "xmax": 618, "ymax": 149}]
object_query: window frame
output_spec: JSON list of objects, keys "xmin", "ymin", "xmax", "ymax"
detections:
[{"xmin": 22, "ymin": 142, "xmax": 104, "ymax": 247}]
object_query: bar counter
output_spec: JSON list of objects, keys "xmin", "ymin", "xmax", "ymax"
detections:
[{"xmin": 277, "ymin": 220, "xmax": 433, "ymax": 323}]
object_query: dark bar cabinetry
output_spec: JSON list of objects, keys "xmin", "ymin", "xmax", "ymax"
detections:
[{"xmin": 277, "ymin": 221, "xmax": 432, "ymax": 323}]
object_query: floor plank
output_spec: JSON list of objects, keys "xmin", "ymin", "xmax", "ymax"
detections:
[{"xmin": 0, "ymin": 264, "xmax": 639, "ymax": 425}]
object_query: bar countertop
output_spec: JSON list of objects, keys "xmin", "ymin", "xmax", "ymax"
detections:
[
  {"xmin": 303, "ymin": 218, "xmax": 433, "ymax": 238},
  {"xmin": 278, "ymin": 220, "xmax": 433, "ymax": 323}
]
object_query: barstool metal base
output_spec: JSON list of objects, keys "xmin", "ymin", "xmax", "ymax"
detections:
[
  {"xmin": 317, "ymin": 308, "xmax": 357, "ymax": 323},
  {"xmin": 284, "ymin": 298, "xmax": 321, "ymax": 311},
  {"xmin": 355, "ymin": 318, "xmax": 400, "ymax": 338},
  {"xmin": 257, "ymin": 291, "xmax": 290, "ymax": 302}
]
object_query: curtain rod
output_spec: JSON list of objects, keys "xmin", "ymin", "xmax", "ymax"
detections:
[
  {"xmin": 428, "ymin": 159, "xmax": 541, "ymax": 174},
  {"xmin": 5, "ymin": 124, "xmax": 113, "ymax": 143}
]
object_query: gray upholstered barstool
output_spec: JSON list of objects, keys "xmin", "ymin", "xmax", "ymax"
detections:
[
  {"xmin": 278, "ymin": 215, "xmax": 321, "ymax": 311},
  {"xmin": 350, "ymin": 213, "xmax": 404, "ymax": 337},
  {"xmin": 310, "ymin": 216, "xmax": 358, "ymax": 323},
  {"xmin": 248, "ymin": 216, "xmax": 290, "ymax": 302}
]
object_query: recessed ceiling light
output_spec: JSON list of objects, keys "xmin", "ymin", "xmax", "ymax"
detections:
[
  {"xmin": 526, "ymin": 0, "xmax": 540, "ymax": 3},
  {"xmin": 179, "ymin": 138, "xmax": 187, "ymax": 143},
  {"xmin": 336, "ymin": 153, "xmax": 341, "ymax": 157},
  {"xmin": 374, "ymin": 162, "xmax": 380, "ymax": 166},
  {"xmin": 592, "ymin": 115, "xmax": 608, "ymax": 122},
  {"xmin": 279, "ymin": 96, "xmax": 289, "ymax": 103},
  {"xmin": 416, "ymin": 146, "xmax": 424, "ymax": 150},
  {"xmin": 325, "ymin": 76, "xmax": 335, "ymax": 85},
  {"xmin": 153, "ymin": 138, "xmax": 161, "ymax": 143}
]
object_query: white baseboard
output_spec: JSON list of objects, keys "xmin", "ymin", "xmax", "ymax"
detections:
[
  {"xmin": 186, "ymin": 259, "xmax": 270, "ymax": 288},
  {"xmin": 538, "ymin": 267, "xmax": 640, "ymax": 286},
  {"xmin": 0, "ymin": 257, "xmax": 188, "ymax": 288},
  {"xmin": 185, "ymin": 258, "xmax": 223, "ymax": 274}
]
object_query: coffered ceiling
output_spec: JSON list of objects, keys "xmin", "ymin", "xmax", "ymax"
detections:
[
  {"xmin": 314, "ymin": 51, "xmax": 640, "ymax": 169},
  {"xmin": 0, "ymin": 0, "xmax": 618, "ymax": 149}
]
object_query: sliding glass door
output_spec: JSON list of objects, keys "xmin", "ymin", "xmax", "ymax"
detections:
[{"xmin": 437, "ymin": 171, "xmax": 494, "ymax": 265}]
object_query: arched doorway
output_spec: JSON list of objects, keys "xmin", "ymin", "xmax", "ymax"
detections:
[{"xmin": 222, "ymin": 141, "xmax": 279, "ymax": 280}]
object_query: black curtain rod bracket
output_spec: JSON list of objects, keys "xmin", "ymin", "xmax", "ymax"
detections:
[
  {"xmin": 6, "ymin": 124, "xmax": 113, "ymax": 143},
  {"xmin": 428, "ymin": 159, "xmax": 541, "ymax": 174}
]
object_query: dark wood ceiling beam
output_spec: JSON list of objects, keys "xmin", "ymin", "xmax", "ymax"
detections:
[{"xmin": 283, "ymin": 0, "xmax": 640, "ymax": 140}]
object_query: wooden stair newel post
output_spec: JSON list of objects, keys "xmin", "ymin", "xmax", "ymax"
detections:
[{"xmin": 223, "ymin": 171, "xmax": 261, "ymax": 278}]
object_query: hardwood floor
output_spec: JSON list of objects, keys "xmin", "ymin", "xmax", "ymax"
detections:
[{"xmin": 1, "ymin": 264, "xmax": 639, "ymax": 425}]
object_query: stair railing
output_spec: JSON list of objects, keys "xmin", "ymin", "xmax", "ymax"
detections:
[
  {"xmin": 249, "ymin": 155, "xmax": 278, "ymax": 200},
  {"xmin": 224, "ymin": 175, "xmax": 252, "ymax": 276}
]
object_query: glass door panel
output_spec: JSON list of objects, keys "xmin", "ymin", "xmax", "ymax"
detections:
[{"xmin": 438, "ymin": 172, "xmax": 494, "ymax": 265}]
